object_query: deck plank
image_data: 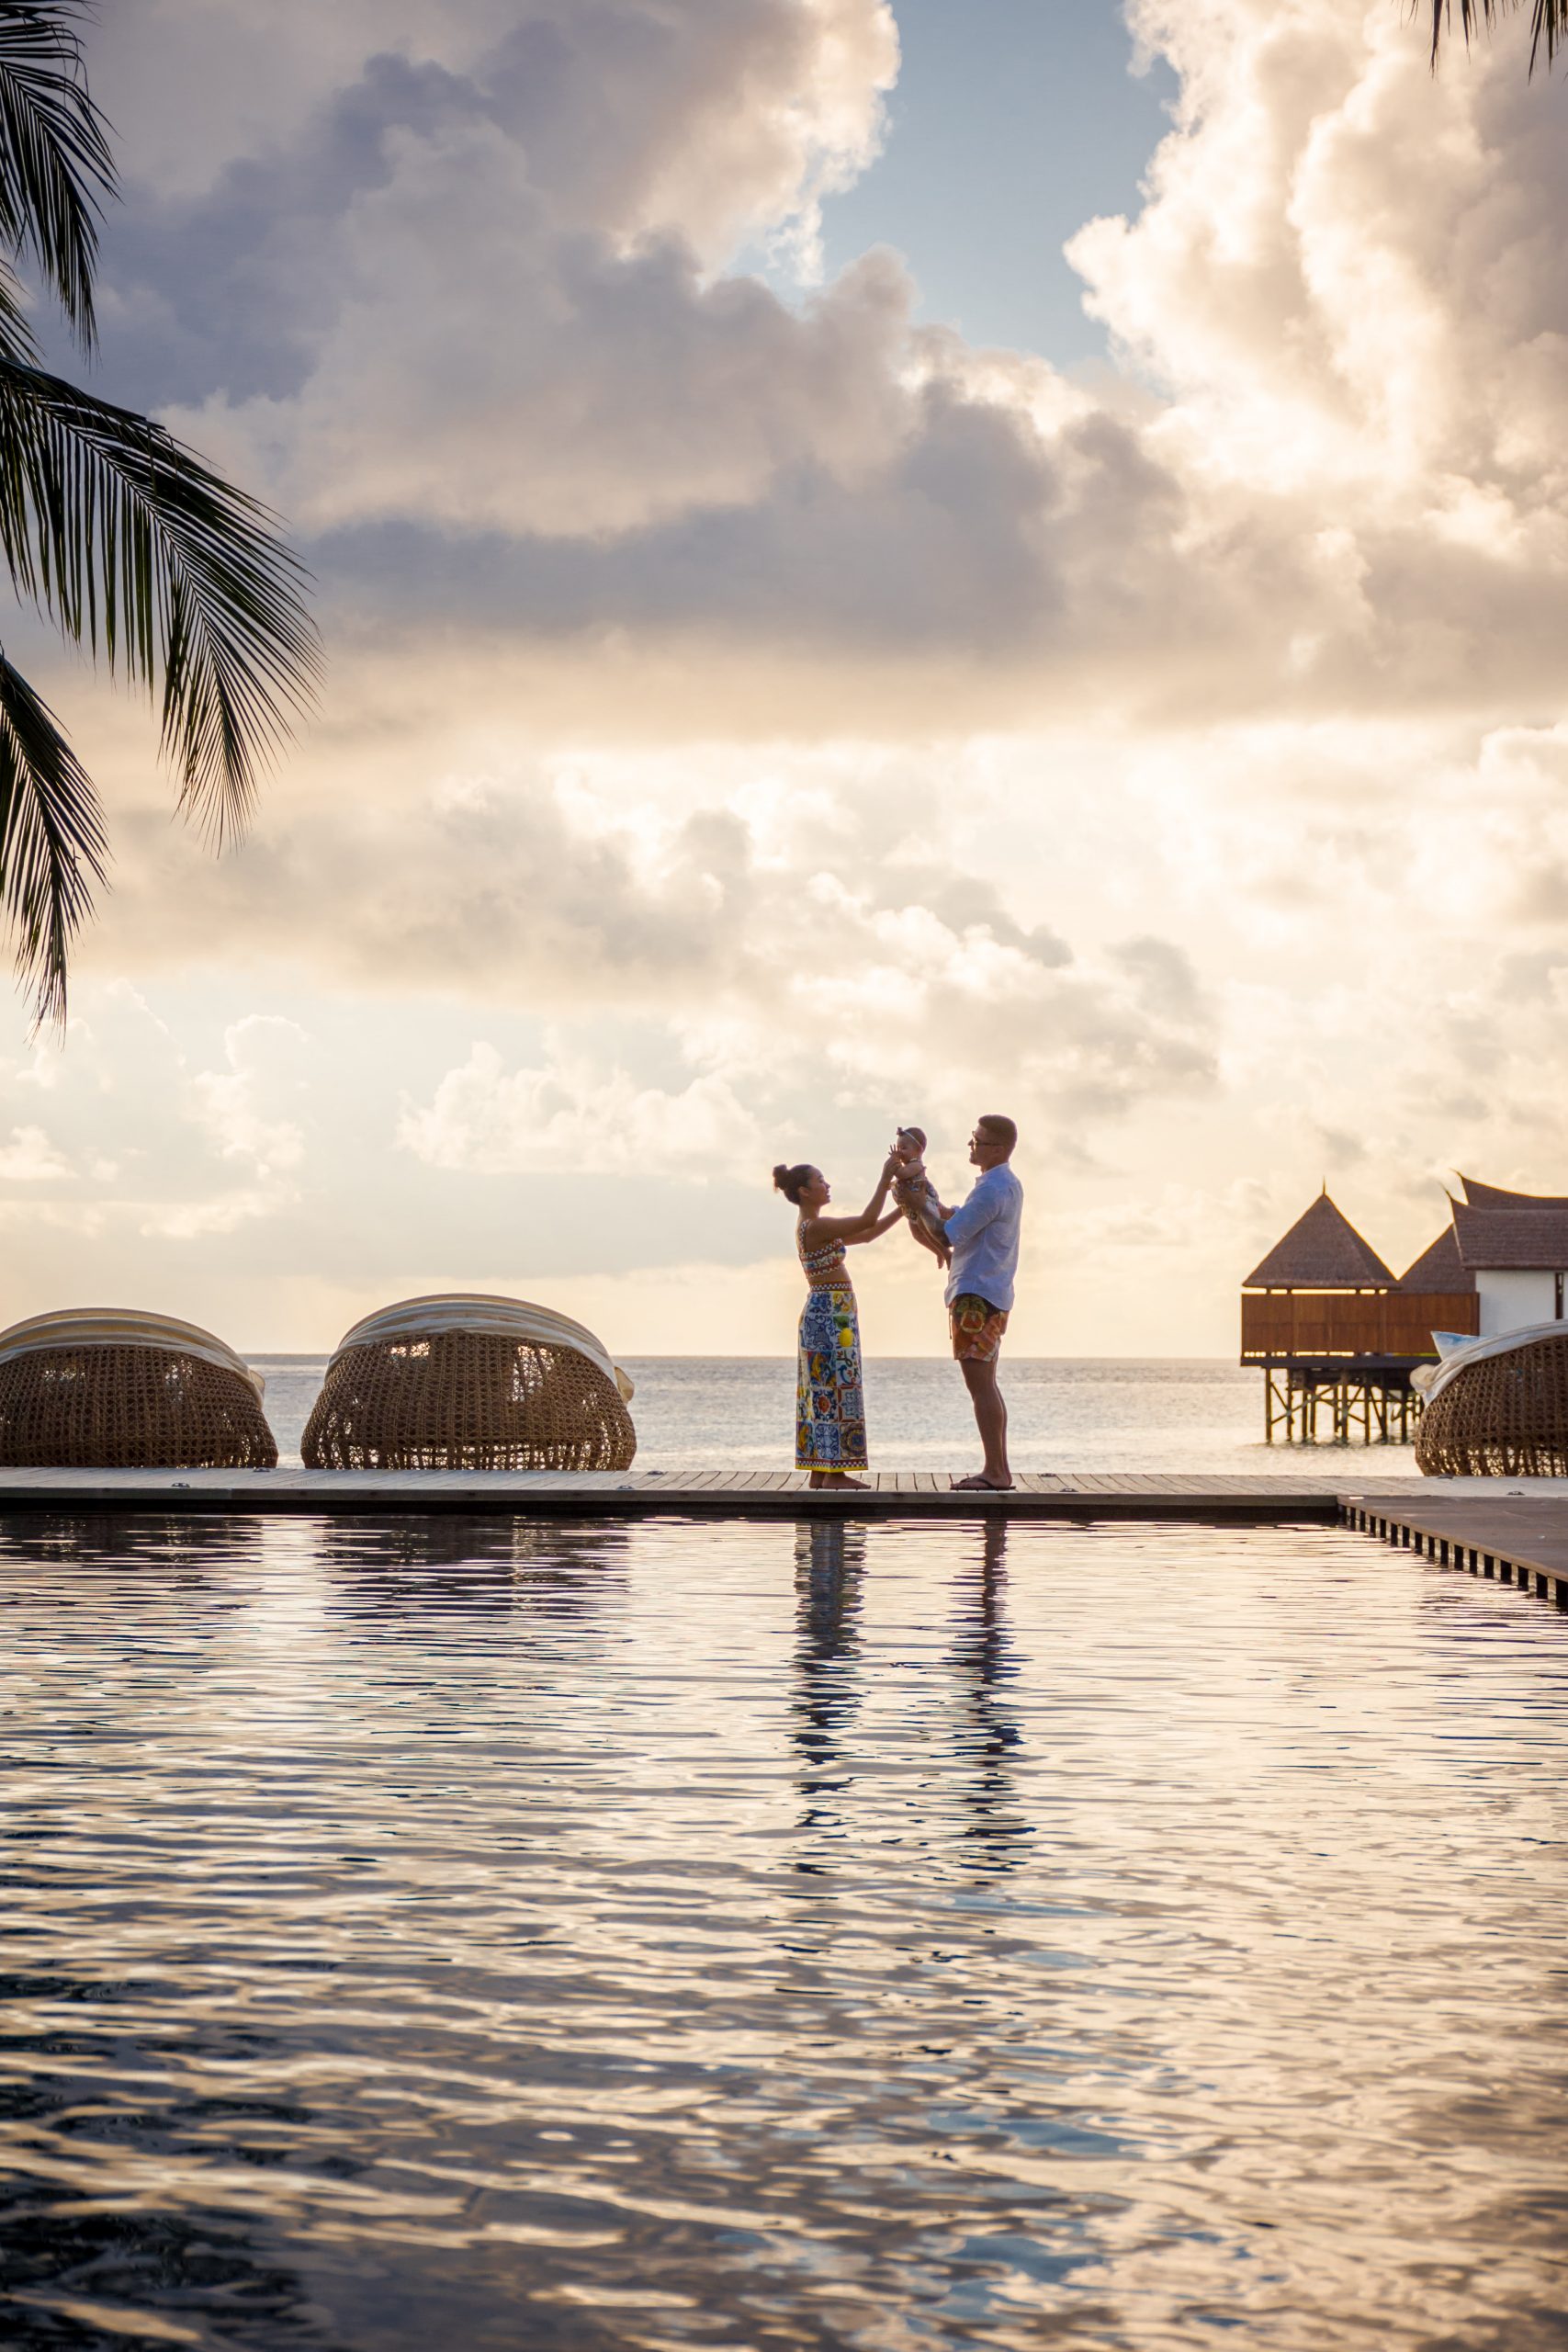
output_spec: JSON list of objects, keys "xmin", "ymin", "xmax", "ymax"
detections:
[
  {"xmin": 1339, "ymin": 1494, "xmax": 1568, "ymax": 1608},
  {"xmin": 1, "ymin": 1466, "xmax": 1563, "ymax": 1535}
]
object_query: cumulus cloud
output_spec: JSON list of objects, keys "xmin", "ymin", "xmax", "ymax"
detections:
[
  {"xmin": 0, "ymin": 997, "xmax": 316, "ymax": 1245},
  {"xmin": 0, "ymin": 1126, "xmax": 72, "ymax": 1182},
  {"xmin": 1076, "ymin": 0, "xmax": 1568, "ymax": 494},
  {"xmin": 92, "ymin": 0, "xmax": 906, "ymax": 542},
  {"xmin": 96, "ymin": 0, "xmax": 897, "ymax": 258},
  {"xmin": 12, "ymin": 0, "xmax": 1568, "ymax": 1356},
  {"xmin": 85, "ymin": 747, "xmax": 1218, "ymax": 1149},
  {"xmin": 398, "ymin": 1042, "xmax": 765, "ymax": 1178},
  {"xmin": 60, "ymin": 0, "xmax": 1568, "ymax": 729},
  {"xmin": 188, "ymin": 1017, "xmax": 312, "ymax": 1183}
]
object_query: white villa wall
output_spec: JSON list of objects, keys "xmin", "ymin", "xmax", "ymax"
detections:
[{"xmin": 1476, "ymin": 1269, "xmax": 1563, "ymax": 1336}]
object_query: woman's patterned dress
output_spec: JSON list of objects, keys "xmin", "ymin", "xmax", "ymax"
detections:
[{"xmin": 795, "ymin": 1222, "xmax": 868, "ymax": 1472}]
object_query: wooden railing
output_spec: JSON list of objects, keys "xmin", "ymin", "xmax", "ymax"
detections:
[{"xmin": 1240, "ymin": 1291, "xmax": 1479, "ymax": 1362}]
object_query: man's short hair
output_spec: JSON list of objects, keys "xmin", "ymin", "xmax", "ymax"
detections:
[{"xmin": 977, "ymin": 1114, "xmax": 1017, "ymax": 1157}]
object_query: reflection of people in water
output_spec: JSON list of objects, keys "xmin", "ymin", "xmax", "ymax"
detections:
[
  {"xmin": 790, "ymin": 1519, "xmax": 867, "ymax": 1842},
  {"xmin": 788, "ymin": 1518, "xmax": 1029, "ymax": 1880},
  {"xmin": 948, "ymin": 1520, "xmax": 1031, "ymax": 1872}
]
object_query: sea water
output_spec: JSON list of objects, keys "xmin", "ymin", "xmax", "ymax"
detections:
[
  {"xmin": 1, "ymin": 1512, "xmax": 1563, "ymax": 2348},
  {"xmin": 253, "ymin": 1355, "xmax": 1427, "ymax": 1478}
]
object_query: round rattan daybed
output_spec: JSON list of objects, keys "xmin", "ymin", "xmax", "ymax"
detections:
[
  {"xmin": 1415, "ymin": 1320, "xmax": 1568, "ymax": 1477},
  {"xmin": 300, "ymin": 1295, "xmax": 637, "ymax": 1471},
  {"xmin": 0, "ymin": 1308, "xmax": 276, "ymax": 1468}
]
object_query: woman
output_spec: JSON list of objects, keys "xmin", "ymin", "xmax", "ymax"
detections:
[{"xmin": 773, "ymin": 1158, "xmax": 902, "ymax": 1490}]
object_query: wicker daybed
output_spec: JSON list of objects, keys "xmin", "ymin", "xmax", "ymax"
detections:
[
  {"xmin": 300, "ymin": 1295, "xmax": 637, "ymax": 1471},
  {"xmin": 1414, "ymin": 1320, "xmax": 1568, "ymax": 1476},
  {"xmin": 0, "ymin": 1308, "xmax": 276, "ymax": 1468}
]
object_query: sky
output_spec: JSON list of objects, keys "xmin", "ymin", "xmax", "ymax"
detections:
[{"xmin": 3, "ymin": 0, "xmax": 1568, "ymax": 1360}]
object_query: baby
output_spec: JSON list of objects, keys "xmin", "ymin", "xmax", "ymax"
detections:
[{"xmin": 890, "ymin": 1126, "xmax": 950, "ymax": 1263}]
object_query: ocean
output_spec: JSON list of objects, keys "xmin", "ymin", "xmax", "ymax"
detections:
[{"xmin": 252, "ymin": 1354, "xmax": 1426, "ymax": 1478}]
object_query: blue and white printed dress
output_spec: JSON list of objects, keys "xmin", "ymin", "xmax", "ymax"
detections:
[{"xmin": 795, "ymin": 1223, "xmax": 868, "ymax": 1473}]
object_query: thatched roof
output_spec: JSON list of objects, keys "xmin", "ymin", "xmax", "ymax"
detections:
[
  {"xmin": 1397, "ymin": 1226, "xmax": 1473, "ymax": 1293},
  {"xmin": 1452, "ymin": 1200, "xmax": 1568, "ymax": 1272},
  {"xmin": 1243, "ymin": 1193, "xmax": 1395, "ymax": 1289},
  {"xmin": 1457, "ymin": 1175, "xmax": 1568, "ymax": 1211}
]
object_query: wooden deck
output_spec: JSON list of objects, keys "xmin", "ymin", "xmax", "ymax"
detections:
[
  {"xmin": 0, "ymin": 1467, "xmax": 1354, "ymax": 1520},
  {"xmin": 0, "ymin": 1466, "xmax": 1566, "ymax": 1525},
  {"xmin": 1339, "ymin": 1494, "xmax": 1568, "ymax": 1608},
  {"xmin": 0, "ymin": 1467, "xmax": 1564, "ymax": 1608}
]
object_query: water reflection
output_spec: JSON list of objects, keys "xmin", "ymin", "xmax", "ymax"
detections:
[
  {"xmin": 790, "ymin": 1519, "xmax": 866, "ymax": 1843},
  {"xmin": 321, "ymin": 1514, "xmax": 630, "ymax": 1628},
  {"xmin": 948, "ymin": 1521, "xmax": 1032, "ymax": 1875},
  {"xmin": 0, "ymin": 1512, "xmax": 1564, "ymax": 2351},
  {"xmin": 0, "ymin": 1950, "xmax": 324, "ymax": 2352},
  {"xmin": 0, "ymin": 1508, "xmax": 267, "ymax": 1589},
  {"xmin": 2, "ymin": 2199, "xmax": 319, "ymax": 2352}
]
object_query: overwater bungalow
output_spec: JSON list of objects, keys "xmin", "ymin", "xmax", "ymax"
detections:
[
  {"xmin": 1245, "ymin": 1176, "xmax": 1568, "ymax": 1442},
  {"xmin": 1447, "ymin": 1179, "xmax": 1568, "ymax": 1332},
  {"xmin": 1241, "ymin": 1190, "xmax": 1475, "ymax": 1442}
]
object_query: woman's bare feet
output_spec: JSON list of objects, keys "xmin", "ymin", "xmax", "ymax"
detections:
[{"xmin": 808, "ymin": 1470, "xmax": 870, "ymax": 1490}]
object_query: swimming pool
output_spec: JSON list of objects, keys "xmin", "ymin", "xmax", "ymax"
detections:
[{"xmin": 1, "ymin": 1515, "xmax": 1562, "ymax": 2349}]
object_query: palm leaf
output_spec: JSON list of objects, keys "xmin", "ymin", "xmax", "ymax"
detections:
[
  {"xmin": 0, "ymin": 4, "xmax": 316, "ymax": 1023},
  {"xmin": 0, "ymin": 0, "xmax": 114, "ymax": 347},
  {"xmin": 0, "ymin": 639, "xmax": 104, "ymax": 1025},
  {"xmin": 1429, "ymin": 0, "xmax": 1568, "ymax": 69},
  {"xmin": 0, "ymin": 356, "xmax": 319, "ymax": 842},
  {"xmin": 0, "ymin": 250, "xmax": 39, "ymax": 367}
]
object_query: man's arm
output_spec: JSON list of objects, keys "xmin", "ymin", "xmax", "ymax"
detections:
[{"xmin": 942, "ymin": 1177, "xmax": 999, "ymax": 1250}]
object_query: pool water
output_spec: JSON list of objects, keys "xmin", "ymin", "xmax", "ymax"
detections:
[{"xmin": 1, "ymin": 1514, "xmax": 1563, "ymax": 2350}]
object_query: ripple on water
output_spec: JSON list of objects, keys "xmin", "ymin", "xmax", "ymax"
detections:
[{"xmin": 0, "ymin": 1512, "xmax": 1564, "ymax": 2351}]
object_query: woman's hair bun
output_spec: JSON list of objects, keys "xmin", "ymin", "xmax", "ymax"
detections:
[{"xmin": 772, "ymin": 1164, "xmax": 790, "ymax": 1190}]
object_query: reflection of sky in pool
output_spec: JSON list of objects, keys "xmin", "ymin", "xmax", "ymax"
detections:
[{"xmin": 1, "ymin": 1515, "xmax": 1562, "ymax": 2349}]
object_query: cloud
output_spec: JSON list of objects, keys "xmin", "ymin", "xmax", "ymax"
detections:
[
  {"xmin": 62, "ymin": 0, "xmax": 1202, "ymax": 701},
  {"xmin": 398, "ymin": 1042, "xmax": 765, "ymax": 1178},
  {"xmin": 0, "ymin": 1125, "xmax": 71, "ymax": 1182},
  {"xmin": 91, "ymin": 1, "xmax": 906, "ymax": 541},
  {"xmin": 188, "ymin": 1016, "xmax": 311, "ymax": 1182},
  {"xmin": 0, "ymin": 996, "xmax": 317, "ymax": 1246},
  {"xmin": 84, "ymin": 746, "xmax": 1219, "ymax": 1147},
  {"xmin": 96, "ymin": 0, "xmax": 897, "ymax": 258},
  {"xmin": 56, "ymin": 0, "xmax": 1568, "ymax": 737},
  {"xmin": 12, "ymin": 0, "xmax": 1568, "ymax": 1360}
]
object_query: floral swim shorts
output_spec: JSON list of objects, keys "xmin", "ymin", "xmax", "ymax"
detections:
[{"xmin": 949, "ymin": 1294, "xmax": 1009, "ymax": 1364}]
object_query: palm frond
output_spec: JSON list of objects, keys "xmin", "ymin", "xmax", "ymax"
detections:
[
  {"xmin": 0, "ymin": 251, "xmax": 38, "ymax": 366},
  {"xmin": 0, "ymin": 639, "xmax": 104, "ymax": 1026},
  {"xmin": 0, "ymin": 357, "xmax": 320, "ymax": 842},
  {"xmin": 0, "ymin": 1, "xmax": 114, "ymax": 348},
  {"xmin": 1429, "ymin": 0, "xmax": 1568, "ymax": 70}
]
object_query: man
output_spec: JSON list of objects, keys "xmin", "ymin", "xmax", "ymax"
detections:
[{"xmin": 938, "ymin": 1114, "xmax": 1023, "ymax": 1492}]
